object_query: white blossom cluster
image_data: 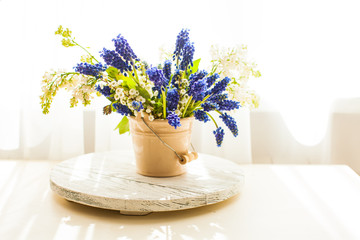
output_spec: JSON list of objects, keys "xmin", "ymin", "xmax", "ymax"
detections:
[
  {"xmin": 40, "ymin": 69, "xmax": 96, "ymax": 114},
  {"xmin": 210, "ymin": 45, "xmax": 261, "ymax": 109}
]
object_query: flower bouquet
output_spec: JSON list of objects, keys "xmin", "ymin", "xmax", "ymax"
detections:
[{"xmin": 40, "ymin": 26, "xmax": 260, "ymax": 176}]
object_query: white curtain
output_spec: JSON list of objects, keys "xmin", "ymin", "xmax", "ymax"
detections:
[{"xmin": 1, "ymin": 0, "xmax": 360, "ymax": 171}]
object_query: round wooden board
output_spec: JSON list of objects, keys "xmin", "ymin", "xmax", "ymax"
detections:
[{"xmin": 50, "ymin": 151, "xmax": 244, "ymax": 215}]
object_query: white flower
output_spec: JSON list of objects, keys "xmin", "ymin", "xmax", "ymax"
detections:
[
  {"xmin": 145, "ymin": 85, "xmax": 152, "ymax": 95},
  {"xmin": 129, "ymin": 89, "xmax": 137, "ymax": 96},
  {"xmin": 43, "ymin": 72, "xmax": 52, "ymax": 80},
  {"xmin": 148, "ymin": 115, "xmax": 154, "ymax": 121},
  {"xmin": 180, "ymin": 89, "xmax": 186, "ymax": 95},
  {"xmin": 110, "ymin": 81, "xmax": 117, "ymax": 88},
  {"xmin": 181, "ymin": 79, "xmax": 189, "ymax": 86},
  {"xmin": 146, "ymin": 108, "xmax": 152, "ymax": 113},
  {"xmin": 114, "ymin": 93, "xmax": 121, "ymax": 100},
  {"xmin": 154, "ymin": 90, "xmax": 159, "ymax": 97},
  {"xmin": 136, "ymin": 96, "xmax": 145, "ymax": 103},
  {"xmin": 116, "ymin": 88, "xmax": 122, "ymax": 94},
  {"xmin": 127, "ymin": 102, "xmax": 133, "ymax": 110}
]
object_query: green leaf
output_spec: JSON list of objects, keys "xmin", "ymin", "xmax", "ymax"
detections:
[
  {"xmin": 138, "ymin": 87, "xmax": 150, "ymax": 100},
  {"xmin": 114, "ymin": 116, "xmax": 130, "ymax": 134},
  {"xmin": 106, "ymin": 67, "xmax": 119, "ymax": 79},
  {"xmin": 121, "ymin": 76, "xmax": 137, "ymax": 89},
  {"xmin": 189, "ymin": 58, "xmax": 201, "ymax": 74}
]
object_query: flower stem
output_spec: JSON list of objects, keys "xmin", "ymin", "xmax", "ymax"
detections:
[
  {"xmin": 72, "ymin": 39, "xmax": 99, "ymax": 63},
  {"xmin": 182, "ymin": 96, "xmax": 193, "ymax": 117},
  {"xmin": 206, "ymin": 112, "xmax": 218, "ymax": 129},
  {"xmin": 215, "ymin": 109, "xmax": 223, "ymax": 115},
  {"xmin": 162, "ymin": 90, "xmax": 167, "ymax": 119},
  {"xmin": 131, "ymin": 60, "xmax": 140, "ymax": 83}
]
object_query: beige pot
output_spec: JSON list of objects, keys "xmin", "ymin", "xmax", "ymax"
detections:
[{"xmin": 129, "ymin": 114, "xmax": 198, "ymax": 177}]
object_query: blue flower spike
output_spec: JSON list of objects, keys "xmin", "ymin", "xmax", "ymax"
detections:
[
  {"xmin": 166, "ymin": 88, "xmax": 180, "ymax": 112},
  {"xmin": 213, "ymin": 127, "xmax": 225, "ymax": 147},
  {"xmin": 167, "ymin": 112, "xmax": 181, "ymax": 129},
  {"xmin": 194, "ymin": 110, "xmax": 210, "ymax": 123},
  {"xmin": 219, "ymin": 113, "xmax": 238, "ymax": 137},
  {"xmin": 74, "ymin": 62, "xmax": 106, "ymax": 79}
]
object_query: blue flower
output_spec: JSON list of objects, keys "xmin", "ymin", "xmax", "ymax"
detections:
[
  {"xmin": 74, "ymin": 62, "xmax": 106, "ymax": 78},
  {"xmin": 189, "ymin": 70, "xmax": 208, "ymax": 83},
  {"xmin": 112, "ymin": 34, "xmax": 139, "ymax": 63},
  {"xmin": 166, "ymin": 88, "xmax": 179, "ymax": 111},
  {"xmin": 213, "ymin": 127, "xmax": 225, "ymax": 147},
  {"xmin": 112, "ymin": 103, "xmax": 133, "ymax": 116},
  {"xmin": 189, "ymin": 79, "xmax": 207, "ymax": 102},
  {"xmin": 167, "ymin": 112, "xmax": 181, "ymax": 129},
  {"xmin": 95, "ymin": 85, "xmax": 112, "ymax": 97},
  {"xmin": 100, "ymin": 48, "xmax": 132, "ymax": 73},
  {"xmin": 163, "ymin": 60, "xmax": 172, "ymax": 80},
  {"xmin": 179, "ymin": 41, "xmax": 195, "ymax": 71},
  {"xmin": 146, "ymin": 67, "xmax": 169, "ymax": 90},
  {"xmin": 207, "ymin": 77, "xmax": 231, "ymax": 96},
  {"xmin": 201, "ymin": 102, "xmax": 218, "ymax": 112},
  {"xmin": 194, "ymin": 110, "xmax": 210, "ymax": 123},
  {"xmin": 209, "ymin": 93, "xmax": 228, "ymax": 104},
  {"xmin": 219, "ymin": 113, "xmax": 238, "ymax": 137},
  {"xmin": 217, "ymin": 100, "xmax": 241, "ymax": 111},
  {"xmin": 171, "ymin": 69, "xmax": 181, "ymax": 88},
  {"xmin": 205, "ymin": 73, "xmax": 220, "ymax": 88},
  {"xmin": 132, "ymin": 101, "xmax": 143, "ymax": 112},
  {"xmin": 173, "ymin": 29, "xmax": 190, "ymax": 60}
]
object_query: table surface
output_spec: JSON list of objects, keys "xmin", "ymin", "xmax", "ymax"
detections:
[{"xmin": 1, "ymin": 152, "xmax": 360, "ymax": 240}]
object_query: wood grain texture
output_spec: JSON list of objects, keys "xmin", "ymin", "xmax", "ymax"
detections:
[{"xmin": 50, "ymin": 151, "xmax": 244, "ymax": 215}]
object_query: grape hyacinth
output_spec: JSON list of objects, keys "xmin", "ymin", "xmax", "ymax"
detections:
[
  {"xmin": 205, "ymin": 73, "xmax": 220, "ymax": 88},
  {"xmin": 173, "ymin": 29, "xmax": 190, "ymax": 60},
  {"xmin": 95, "ymin": 85, "xmax": 111, "ymax": 97},
  {"xmin": 74, "ymin": 62, "xmax": 106, "ymax": 79},
  {"xmin": 166, "ymin": 88, "xmax": 180, "ymax": 111},
  {"xmin": 113, "ymin": 34, "xmax": 139, "ymax": 63},
  {"xmin": 213, "ymin": 127, "xmax": 225, "ymax": 147},
  {"xmin": 171, "ymin": 69, "xmax": 181, "ymax": 88},
  {"xmin": 100, "ymin": 48, "xmax": 131, "ymax": 73},
  {"xmin": 146, "ymin": 67, "xmax": 168, "ymax": 90},
  {"xmin": 194, "ymin": 110, "xmax": 210, "ymax": 123},
  {"xmin": 163, "ymin": 60, "xmax": 172, "ymax": 80},
  {"xmin": 189, "ymin": 70, "xmax": 208, "ymax": 83},
  {"xmin": 201, "ymin": 102, "xmax": 218, "ymax": 112},
  {"xmin": 188, "ymin": 79, "xmax": 207, "ymax": 102},
  {"xmin": 219, "ymin": 113, "xmax": 238, "ymax": 137},
  {"xmin": 209, "ymin": 93, "xmax": 228, "ymax": 104},
  {"xmin": 217, "ymin": 100, "xmax": 241, "ymax": 111},
  {"xmin": 112, "ymin": 103, "xmax": 133, "ymax": 116},
  {"xmin": 132, "ymin": 101, "xmax": 144, "ymax": 112},
  {"xmin": 179, "ymin": 41, "xmax": 195, "ymax": 71},
  {"xmin": 207, "ymin": 77, "xmax": 231, "ymax": 96},
  {"xmin": 167, "ymin": 112, "xmax": 181, "ymax": 129}
]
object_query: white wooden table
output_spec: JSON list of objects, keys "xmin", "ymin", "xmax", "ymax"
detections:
[{"xmin": 1, "ymin": 152, "xmax": 360, "ymax": 240}]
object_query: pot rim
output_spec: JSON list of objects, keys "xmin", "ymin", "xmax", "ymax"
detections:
[{"xmin": 128, "ymin": 115, "xmax": 195, "ymax": 123}]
